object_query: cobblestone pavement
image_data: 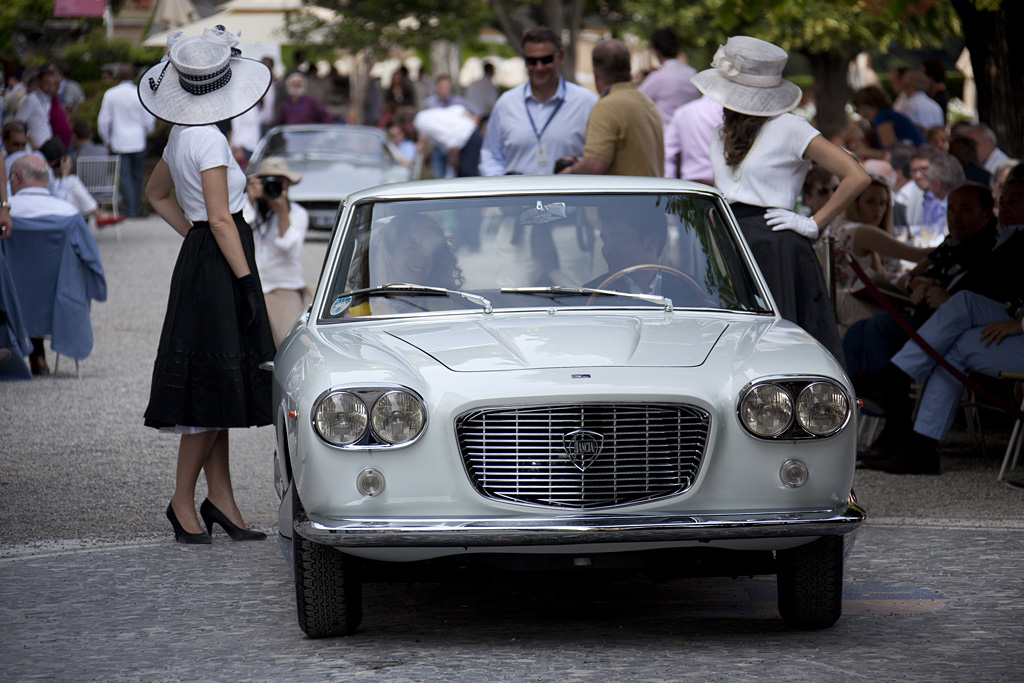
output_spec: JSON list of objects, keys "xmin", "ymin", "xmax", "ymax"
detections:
[
  {"xmin": 1, "ymin": 524, "xmax": 1021, "ymax": 682},
  {"xmin": 1, "ymin": 217, "xmax": 1023, "ymax": 681}
]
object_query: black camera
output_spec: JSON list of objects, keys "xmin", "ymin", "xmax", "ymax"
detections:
[
  {"xmin": 261, "ymin": 177, "xmax": 284, "ymax": 199},
  {"xmin": 553, "ymin": 157, "xmax": 574, "ymax": 174}
]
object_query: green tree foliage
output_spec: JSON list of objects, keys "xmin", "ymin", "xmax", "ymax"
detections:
[
  {"xmin": 1, "ymin": 0, "xmax": 103, "ymax": 59},
  {"xmin": 618, "ymin": 0, "xmax": 960, "ymax": 137},
  {"xmin": 288, "ymin": 0, "xmax": 495, "ymax": 58},
  {"xmin": 61, "ymin": 29, "xmax": 163, "ymax": 83}
]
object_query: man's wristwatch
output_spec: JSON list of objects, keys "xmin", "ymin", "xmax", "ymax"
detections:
[{"xmin": 0, "ymin": 200, "xmax": 11, "ymax": 210}]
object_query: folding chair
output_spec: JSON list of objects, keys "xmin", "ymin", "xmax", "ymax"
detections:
[
  {"xmin": 77, "ymin": 156, "xmax": 122, "ymax": 241},
  {"xmin": 997, "ymin": 371, "xmax": 1024, "ymax": 481}
]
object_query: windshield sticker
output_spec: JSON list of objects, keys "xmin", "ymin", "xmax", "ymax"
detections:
[{"xmin": 330, "ymin": 296, "xmax": 352, "ymax": 316}]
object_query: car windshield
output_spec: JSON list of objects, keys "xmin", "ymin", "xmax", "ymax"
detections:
[
  {"xmin": 320, "ymin": 193, "xmax": 771, "ymax": 320},
  {"xmin": 262, "ymin": 129, "xmax": 392, "ymax": 163}
]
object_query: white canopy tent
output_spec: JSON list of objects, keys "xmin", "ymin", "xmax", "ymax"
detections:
[
  {"xmin": 154, "ymin": 0, "xmax": 200, "ymax": 29},
  {"xmin": 143, "ymin": 0, "xmax": 336, "ymax": 64}
]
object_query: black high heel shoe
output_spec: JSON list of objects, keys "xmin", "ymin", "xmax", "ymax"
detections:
[
  {"xmin": 166, "ymin": 503, "xmax": 212, "ymax": 544},
  {"xmin": 200, "ymin": 499, "xmax": 267, "ymax": 541}
]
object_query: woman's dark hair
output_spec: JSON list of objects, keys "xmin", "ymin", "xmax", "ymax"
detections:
[
  {"xmin": 852, "ymin": 85, "xmax": 892, "ymax": 111},
  {"xmin": 722, "ymin": 109, "xmax": 768, "ymax": 168},
  {"xmin": 39, "ymin": 137, "xmax": 67, "ymax": 166},
  {"xmin": 382, "ymin": 215, "xmax": 465, "ymax": 289}
]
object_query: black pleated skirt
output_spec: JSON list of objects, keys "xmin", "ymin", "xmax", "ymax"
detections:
[
  {"xmin": 731, "ymin": 204, "xmax": 845, "ymax": 365},
  {"xmin": 144, "ymin": 212, "xmax": 276, "ymax": 430}
]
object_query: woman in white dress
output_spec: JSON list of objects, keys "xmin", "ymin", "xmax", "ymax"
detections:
[{"xmin": 691, "ymin": 36, "xmax": 870, "ymax": 362}]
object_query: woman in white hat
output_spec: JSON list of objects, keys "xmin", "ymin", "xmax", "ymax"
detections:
[
  {"xmin": 692, "ymin": 36, "xmax": 870, "ymax": 362},
  {"xmin": 243, "ymin": 156, "xmax": 309, "ymax": 346},
  {"xmin": 139, "ymin": 27, "xmax": 275, "ymax": 543}
]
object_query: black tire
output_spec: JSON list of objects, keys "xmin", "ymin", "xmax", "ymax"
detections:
[
  {"xmin": 776, "ymin": 535, "xmax": 844, "ymax": 630},
  {"xmin": 292, "ymin": 495, "xmax": 363, "ymax": 638}
]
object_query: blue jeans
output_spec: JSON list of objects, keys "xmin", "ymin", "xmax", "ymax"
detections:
[
  {"xmin": 892, "ymin": 291, "xmax": 1021, "ymax": 440},
  {"xmin": 118, "ymin": 150, "xmax": 146, "ymax": 217},
  {"xmin": 430, "ymin": 146, "xmax": 449, "ymax": 180}
]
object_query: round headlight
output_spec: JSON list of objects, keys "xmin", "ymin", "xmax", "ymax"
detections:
[
  {"xmin": 371, "ymin": 390, "xmax": 426, "ymax": 444},
  {"xmin": 313, "ymin": 392, "xmax": 368, "ymax": 446},
  {"xmin": 796, "ymin": 382, "xmax": 849, "ymax": 436},
  {"xmin": 739, "ymin": 383, "xmax": 793, "ymax": 437}
]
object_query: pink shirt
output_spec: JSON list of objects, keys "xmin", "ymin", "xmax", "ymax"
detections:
[
  {"xmin": 663, "ymin": 96, "xmax": 722, "ymax": 182},
  {"xmin": 638, "ymin": 59, "xmax": 699, "ymax": 127}
]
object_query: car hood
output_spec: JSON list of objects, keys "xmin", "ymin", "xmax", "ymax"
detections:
[
  {"xmin": 286, "ymin": 158, "xmax": 408, "ymax": 200},
  {"xmin": 378, "ymin": 315, "xmax": 730, "ymax": 371}
]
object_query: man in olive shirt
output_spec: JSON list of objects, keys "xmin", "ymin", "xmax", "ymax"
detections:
[{"xmin": 561, "ymin": 40, "xmax": 663, "ymax": 177}]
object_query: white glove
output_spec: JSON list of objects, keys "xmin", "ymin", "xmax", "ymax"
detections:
[{"xmin": 764, "ymin": 208, "xmax": 819, "ymax": 240}]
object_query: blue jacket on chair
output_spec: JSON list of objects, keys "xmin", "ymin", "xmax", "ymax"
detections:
[{"xmin": 3, "ymin": 212, "xmax": 107, "ymax": 361}]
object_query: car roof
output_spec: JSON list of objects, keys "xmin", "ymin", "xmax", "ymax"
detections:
[{"xmin": 344, "ymin": 176, "xmax": 725, "ymax": 203}]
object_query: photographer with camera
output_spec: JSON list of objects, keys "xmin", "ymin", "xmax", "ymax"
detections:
[{"xmin": 243, "ymin": 157, "xmax": 309, "ymax": 346}]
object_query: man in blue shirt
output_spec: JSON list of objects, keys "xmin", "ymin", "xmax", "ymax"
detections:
[{"xmin": 480, "ymin": 27, "xmax": 597, "ymax": 176}]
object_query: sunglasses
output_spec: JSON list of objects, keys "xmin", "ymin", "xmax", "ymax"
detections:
[
  {"xmin": 814, "ymin": 185, "xmax": 839, "ymax": 197},
  {"xmin": 525, "ymin": 54, "xmax": 556, "ymax": 66}
]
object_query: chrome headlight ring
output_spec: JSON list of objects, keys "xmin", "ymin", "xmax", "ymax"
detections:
[
  {"xmin": 311, "ymin": 385, "xmax": 428, "ymax": 450},
  {"xmin": 737, "ymin": 376, "xmax": 850, "ymax": 440}
]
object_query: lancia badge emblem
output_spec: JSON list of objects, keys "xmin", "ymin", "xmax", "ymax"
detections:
[{"xmin": 562, "ymin": 430, "xmax": 604, "ymax": 471}]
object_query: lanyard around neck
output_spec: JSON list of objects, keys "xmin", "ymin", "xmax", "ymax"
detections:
[{"xmin": 524, "ymin": 79, "xmax": 566, "ymax": 143}]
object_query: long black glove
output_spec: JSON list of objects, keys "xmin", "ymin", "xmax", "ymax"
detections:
[{"xmin": 238, "ymin": 274, "xmax": 260, "ymax": 329}]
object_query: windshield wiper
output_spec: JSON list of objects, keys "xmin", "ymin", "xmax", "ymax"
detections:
[
  {"xmin": 339, "ymin": 283, "xmax": 493, "ymax": 313},
  {"xmin": 500, "ymin": 286, "xmax": 673, "ymax": 312}
]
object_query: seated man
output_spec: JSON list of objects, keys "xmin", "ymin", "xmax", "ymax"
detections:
[
  {"xmin": 859, "ymin": 289, "xmax": 1024, "ymax": 474},
  {"xmin": 585, "ymin": 202, "xmax": 707, "ymax": 306},
  {"xmin": 845, "ymin": 181, "xmax": 1003, "ymax": 379},
  {"xmin": 6, "ymin": 154, "xmax": 106, "ymax": 374}
]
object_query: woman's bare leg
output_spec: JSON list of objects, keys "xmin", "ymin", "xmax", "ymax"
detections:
[
  {"xmin": 202, "ymin": 429, "xmax": 250, "ymax": 529},
  {"xmin": 169, "ymin": 430, "xmax": 219, "ymax": 534}
]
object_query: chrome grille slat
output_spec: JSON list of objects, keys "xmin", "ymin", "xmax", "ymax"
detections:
[{"xmin": 456, "ymin": 403, "xmax": 710, "ymax": 509}]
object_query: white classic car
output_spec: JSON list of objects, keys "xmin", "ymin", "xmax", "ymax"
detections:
[
  {"xmin": 248, "ymin": 125, "xmax": 412, "ymax": 231},
  {"xmin": 270, "ymin": 176, "xmax": 864, "ymax": 638}
]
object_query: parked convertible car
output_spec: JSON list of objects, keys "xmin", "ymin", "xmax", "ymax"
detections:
[
  {"xmin": 248, "ymin": 124, "xmax": 412, "ymax": 231},
  {"xmin": 270, "ymin": 176, "xmax": 865, "ymax": 638}
]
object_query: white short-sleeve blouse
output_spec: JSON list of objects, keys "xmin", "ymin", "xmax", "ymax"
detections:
[
  {"xmin": 710, "ymin": 113, "xmax": 821, "ymax": 210},
  {"xmin": 163, "ymin": 125, "xmax": 247, "ymax": 221}
]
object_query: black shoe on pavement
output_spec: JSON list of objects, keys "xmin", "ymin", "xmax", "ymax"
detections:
[{"xmin": 859, "ymin": 432, "xmax": 940, "ymax": 475}]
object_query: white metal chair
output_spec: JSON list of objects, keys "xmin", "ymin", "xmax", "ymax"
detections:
[{"xmin": 77, "ymin": 156, "xmax": 122, "ymax": 241}]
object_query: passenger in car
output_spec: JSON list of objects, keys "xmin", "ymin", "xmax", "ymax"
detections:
[{"xmin": 381, "ymin": 215, "xmax": 464, "ymax": 290}]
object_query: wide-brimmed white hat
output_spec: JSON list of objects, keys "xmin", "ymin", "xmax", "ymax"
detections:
[
  {"xmin": 138, "ymin": 26, "xmax": 271, "ymax": 126},
  {"xmin": 691, "ymin": 36, "xmax": 802, "ymax": 117}
]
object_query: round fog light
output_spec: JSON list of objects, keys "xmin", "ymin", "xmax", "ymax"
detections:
[
  {"xmin": 780, "ymin": 459, "xmax": 808, "ymax": 488},
  {"xmin": 356, "ymin": 468, "xmax": 385, "ymax": 497}
]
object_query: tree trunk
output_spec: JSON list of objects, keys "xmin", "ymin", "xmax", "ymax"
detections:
[
  {"xmin": 952, "ymin": 0, "xmax": 1024, "ymax": 159},
  {"xmin": 490, "ymin": 0, "xmax": 584, "ymax": 84},
  {"xmin": 429, "ymin": 40, "xmax": 461, "ymax": 89},
  {"xmin": 802, "ymin": 48, "xmax": 850, "ymax": 142}
]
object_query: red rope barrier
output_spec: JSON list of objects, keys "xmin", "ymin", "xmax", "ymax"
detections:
[{"xmin": 842, "ymin": 252, "xmax": 1023, "ymax": 420}]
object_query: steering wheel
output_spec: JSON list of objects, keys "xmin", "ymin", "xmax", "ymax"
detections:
[{"xmin": 587, "ymin": 264, "xmax": 707, "ymax": 306}]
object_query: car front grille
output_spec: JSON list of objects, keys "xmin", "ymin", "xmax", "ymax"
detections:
[{"xmin": 456, "ymin": 403, "xmax": 710, "ymax": 509}]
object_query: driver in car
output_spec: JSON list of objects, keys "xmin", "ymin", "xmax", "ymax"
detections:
[{"xmin": 584, "ymin": 203, "xmax": 698, "ymax": 301}]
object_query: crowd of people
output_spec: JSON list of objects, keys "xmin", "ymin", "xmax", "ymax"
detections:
[{"xmin": 1, "ymin": 23, "xmax": 1022, "ymax": 539}]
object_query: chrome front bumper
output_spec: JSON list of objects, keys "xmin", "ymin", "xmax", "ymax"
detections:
[{"xmin": 294, "ymin": 501, "xmax": 865, "ymax": 548}]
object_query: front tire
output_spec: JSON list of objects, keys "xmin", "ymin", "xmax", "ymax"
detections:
[
  {"xmin": 776, "ymin": 535, "xmax": 844, "ymax": 629},
  {"xmin": 292, "ymin": 495, "xmax": 363, "ymax": 638}
]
